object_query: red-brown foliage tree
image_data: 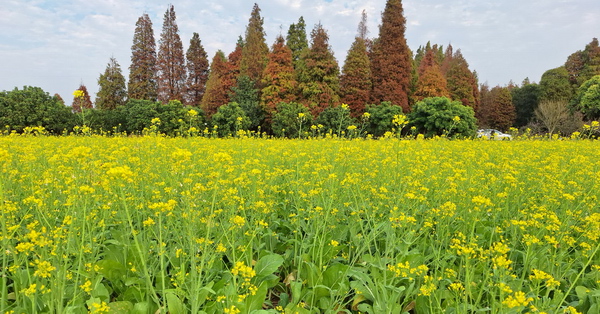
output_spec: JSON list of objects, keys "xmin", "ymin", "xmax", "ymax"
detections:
[
  {"xmin": 185, "ymin": 32, "xmax": 209, "ymax": 106},
  {"xmin": 261, "ymin": 35, "xmax": 298, "ymax": 119},
  {"xmin": 201, "ymin": 51, "xmax": 229, "ymax": 119},
  {"xmin": 72, "ymin": 84, "xmax": 93, "ymax": 113},
  {"xmin": 157, "ymin": 5, "xmax": 186, "ymax": 103},
  {"xmin": 128, "ymin": 13, "xmax": 157, "ymax": 101},
  {"xmin": 370, "ymin": 0, "xmax": 412, "ymax": 111}
]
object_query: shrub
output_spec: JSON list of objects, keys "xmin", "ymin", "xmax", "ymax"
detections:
[
  {"xmin": 364, "ymin": 101, "xmax": 404, "ymax": 137},
  {"xmin": 211, "ymin": 102, "xmax": 251, "ymax": 137},
  {"xmin": 271, "ymin": 102, "xmax": 312, "ymax": 138},
  {"xmin": 408, "ymin": 97, "xmax": 477, "ymax": 138}
]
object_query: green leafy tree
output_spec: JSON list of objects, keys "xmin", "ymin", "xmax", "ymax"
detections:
[
  {"xmin": 365, "ymin": 101, "xmax": 404, "ymax": 137},
  {"xmin": 297, "ymin": 23, "xmax": 340, "ymax": 117},
  {"xmin": 539, "ymin": 66, "xmax": 574, "ymax": 102},
  {"xmin": 0, "ymin": 86, "xmax": 75, "ymax": 133},
  {"xmin": 314, "ymin": 104, "xmax": 354, "ymax": 136},
  {"xmin": 96, "ymin": 57, "xmax": 127, "ymax": 110},
  {"xmin": 340, "ymin": 11, "xmax": 372, "ymax": 118},
  {"xmin": 231, "ymin": 75, "xmax": 265, "ymax": 131},
  {"xmin": 571, "ymin": 75, "xmax": 600, "ymax": 119},
  {"xmin": 271, "ymin": 102, "xmax": 312, "ymax": 138},
  {"xmin": 408, "ymin": 97, "xmax": 477, "ymax": 138},
  {"xmin": 128, "ymin": 13, "xmax": 157, "ymax": 101},
  {"xmin": 185, "ymin": 32, "xmax": 209, "ymax": 106},
  {"xmin": 157, "ymin": 4, "xmax": 186, "ymax": 103},
  {"xmin": 123, "ymin": 99, "xmax": 188, "ymax": 135},
  {"xmin": 511, "ymin": 80, "xmax": 540, "ymax": 127},
  {"xmin": 211, "ymin": 102, "xmax": 251, "ymax": 136},
  {"xmin": 286, "ymin": 16, "xmax": 309, "ymax": 69},
  {"xmin": 72, "ymin": 84, "xmax": 93, "ymax": 113},
  {"xmin": 201, "ymin": 51, "xmax": 229, "ymax": 119},
  {"xmin": 240, "ymin": 3, "xmax": 269, "ymax": 87},
  {"xmin": 261, "ymin": 35, "xmax": 297, "ymax": 121},
  {"xmin": 370, "ymin": 0, "xmax": 412, "ymax": 111}
]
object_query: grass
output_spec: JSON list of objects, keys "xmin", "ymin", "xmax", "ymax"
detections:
[{"xmin": 1, "ymin": 135, "xmax": 599, "ymax": 313}]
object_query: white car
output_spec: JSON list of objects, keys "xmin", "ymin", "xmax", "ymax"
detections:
[{"xmin": 477, "ymin": 129, "xmax": 512, "ymax": 140}]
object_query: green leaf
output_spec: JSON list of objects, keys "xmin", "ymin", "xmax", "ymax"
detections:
[
  {"xmin": 109, "ymin": 301, "xmax": 133, "ymax": 313},
  {"xmin": 166, "ymin": 292, "xmax": 185, "ymax": 314},
  {"xmin": 255, "ymin": 254, "xmax": 284, "ymax": 279},
  {"xmin": 576, "ymin": 286, "xmax": 589, "ymax": 299}
]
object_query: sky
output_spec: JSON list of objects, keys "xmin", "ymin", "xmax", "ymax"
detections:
[{"xmin": 1, "ymin": 0, "xmax": 599, "ymax": 103}]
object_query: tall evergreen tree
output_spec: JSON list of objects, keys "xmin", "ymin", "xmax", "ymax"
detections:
[
  {"xmin": 96, "ymin": 57, "xmax": 127, "ymax": 110},
  {"xmin": 414, "ymin": 48, "xmax": 449, "ymax": 101},
  {"xmin": 340, "ymin": 12, "xmax": 372, "ymax": 117},
  {"xmin": 157, "ymin": 4, "xmax": 186, "ymax": 103},
  {"xmin": 72, "ymin": 84, "xmax": 93, "ymax": 113},
  {"xmin": 286, "ymin": 16, "xmax": 309, "ymax": 69},
  {"xmin": 231, "ymin": 75, "xmax": 264, "ymax": 130},
  {"xmin": 539, "ymin": 66, "xmax": 574, "ymax": 102},
  {"xmin": 261, "ymin": 35, "xmax": 298, "ymax": 119},
  {"xmin": 370, "ymin": 0, "xmax": 412, "ymax": 111},
  {"xmin": 240, "ymin": 3, "xmax": 269, "ymax": 86},
  {"xmin": 297, "ymin": 23, "xmax": 340, "ymax": 117},
  {"xmin": 201, "ymin": 51, "xmax": 229, "ymax": 119},
  {"xmin": 128, "ymin": 13, "xmax": 157, "ymax": 101},
  {"xmin": 185, "ymin": 32, "xmax": 209, "ymax": 106},
  {"xmin": 478, "ymin": 85, "xmax": 515, "ymax": 130},
  {"xmin": 445, "ymin": 49, "xmax": 479, "ymax": 110}
]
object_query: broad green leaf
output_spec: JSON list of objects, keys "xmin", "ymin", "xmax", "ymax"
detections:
[
  {"xmin": 166, "ymin": 292, "xmax": 185, "ymax": 314},
  {"xmin": 255, "ymin": 254, "xmax": 284, "ymax": 279}
]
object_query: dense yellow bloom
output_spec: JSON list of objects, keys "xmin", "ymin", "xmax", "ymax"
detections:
[
  {"xmin": 503, "ymin": 291, "xmax": 533, "ymax": 308},
  {"xmin": 32, "ymin": 259, "xmax": 56, "ymax": 278}
]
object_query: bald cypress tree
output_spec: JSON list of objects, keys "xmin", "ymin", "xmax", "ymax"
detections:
[
  {"xmin": 96, "ymin": 57, "xmax": 127, "ymax": 110},
  {"xmin": 72, "ymin": 84, "xmax": 93, "ymax": 113},
  {"xmin": 157, "ymin": 4, "xmax": 186, "ymax": 103},
  {"xmin": 185, "ymin": 32, "xmax": 209, "ymax": 106},
  {"xmin": 370, "ymin": 0, "xmax": 412, "ymax": 111},
  {"xmin": 445, "ymin": 49, "xmax": 479, "ymax": 110},
  {"xmin": 240, "ymin": 3, "xmax": 269, "ymax": 86},
  {"xmin": 261, "ymin": 35, "xmax": 298, "ymax": 119},
  {"xmin": 340, "ymin": 11, "xmax": 372, "ymax": 117},
  {"xmin": 128, "ymin": 13, "xmax": 157, "ymax": 101},
  {"xmin": 286, "ymin": 16, "xmax": 309, "ymax": 69},
  {"xmin": 224, "ymin": 38, "xmax": 244, "ymax": 97},
  {"xmin": 201, "ymin": 51, "xmax": 229, "ymax": 119},
  {"xmin": 414, "ymin": 48, "xmax": 449, "ymax": 101},
  {"xmin": 297, "ymin": 23, "xmax": 340, "ymax": 117}
]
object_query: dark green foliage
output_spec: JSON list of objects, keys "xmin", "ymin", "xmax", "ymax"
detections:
[
  {"xmin": 96, "ymin": 57, "xmax": 127, "ymax": 110},
  {"xmin": 286, "ymin": 16, "xmax": 309, "ymax": 69},
  {"xmin": 271, "ymin": 102, "xmax": 312, "ymax": 138},
  {"xmin": 571, "ymin": 75, "xmax": 600, "ymax": 119},
  {"xmin": 230, "ymin": 75, "xmax": 265, "ymax": 131},
  {"xmin": 123, "ymin": 99, "xmax": 189, "ymax": 135},
  {"xmin": 211, "ymin": 102, "xmax": 251, "ymax": 136},
  {"xmin": 314, "ymin": 105, "xmax": 354, "ymax": 136},
  {"xmin": 364, "ymin": 101, "xmax": 404, "ymax": 137},
  {"xmin": 408, "ymin": 97, "xmax": 477, "ymax": 138},
  {"xmin": 0, "ymin": 86, "xmax": 75, "ymax": 133},
  {"xmin": 296, "ymin": 23, "xmax": 340, "ymax": 116},
  {"xmin": 539, "ymin": 67, "xmax": 574, "ymax": 102},
  {"xmin": 565, "ymin": 38, "xmax": 600, "ymax": 87},
  {"xmin": 511, "ymin": 81, "xmax": 540, "ymax": 127},
  {"xmin": 83, "ymin": 107, "xmax": 128, "ymax": 133}
]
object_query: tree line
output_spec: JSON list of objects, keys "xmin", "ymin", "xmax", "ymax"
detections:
[{"xmin": 2, "ymin": 0, "xmax": 599, "ymax": 137}]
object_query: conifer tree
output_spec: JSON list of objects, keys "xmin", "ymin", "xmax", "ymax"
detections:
[
  {"xmin": 297, "ymin": 23, "xmax": 340, "ymax": 117},
  {"xmin": 286, "ymin": 16, "xmax": 309, "ymax": 69},
  {"xmin": 96, "ymin": 57, "xmax": 127, "ymax": 110},
  {"xmin": 72, "ymin": 84, "xmax": 93, "ymax": 113},
  {"xmin": 370, "ymin": 0, "xmax": 412, "ymax": 111},
  {"xmin": 261, "ymin": 35, "xmax": 298, "ymax": 119},
  {"xmin": 414, "ymin": 48, "xmax": 449, "ymax": 101},
  {"xmin": 340, "ymin": 11, "xmax": 372, "ymax": 117},
  {"xmin": 185, "ymin": 32, "xmax": 209, "ymax": 106},
  {"xmin": 445, "ymin": 49, "xmax": 479, "ymax": 110},
  {"xmin": 478, "ymin": 85, "xmax": 515, "ymax": 130},
  {"xmin": 201, "ymin": 51, "xmax": 229, "ymax": 118},
  {"xmin": 157, "ymin": 4, "xmax": 186, "ymax": 103},
  {"xmin": 223, "ymin": 38, "xmax": 244, "ymax": 97},
  {"xmin": 128, "ymin": 13, "xmax": 157, "ymax": 101},
  {"xmin": 240, "ymin": 4, "xmax": 269, "ymax": 86}
]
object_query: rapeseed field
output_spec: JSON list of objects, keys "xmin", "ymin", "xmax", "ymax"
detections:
[{"xmin": 1, "ymin": 136, "xmax": 599, "ymax": 313}]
